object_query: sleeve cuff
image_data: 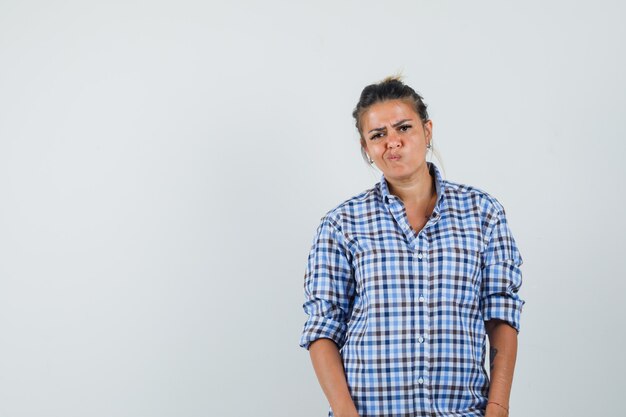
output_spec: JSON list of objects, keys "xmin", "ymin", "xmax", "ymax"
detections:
[
  {"xmin": 482, "ymin": 294, "xmax": 525, "ymax": 333},
  {"xmin": 299, "ymin": 315, "xmax": 348, "ymax": 350}
]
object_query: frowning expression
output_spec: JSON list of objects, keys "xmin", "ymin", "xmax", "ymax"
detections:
[{"xmin": 360, "ymin": 99, "xmax": 433, "ymax": 182}]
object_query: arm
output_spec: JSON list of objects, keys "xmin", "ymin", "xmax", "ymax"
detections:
[
  {"xmin": 309, "ymin": 338, "xmax": 359, "ymax": 417},
  {"xmin": 299, "ymin": 218, "xmax": 358, "ymax": 415},
  {"xmin": 480, "ymin": 206, "xmax": 525, "ymax": 416},
  {"xmin": 485, "ymin": 319, "xmax": 517, "ymax": 417}
]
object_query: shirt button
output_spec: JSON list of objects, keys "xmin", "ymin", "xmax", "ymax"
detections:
[
  {"xmin": 418, "ymin": 295, "xmax": 426, "ymax": 303},
  {"xmin": 418, "ymin": 336, "xmax": 424, "ymax": 343},
  {"xmin": 418, "ymin": 377, "xmax": 424, "ymax": 384},
  {"xmin": 416, "ymin": 251, "xmax": 423, "ymax": 259}
]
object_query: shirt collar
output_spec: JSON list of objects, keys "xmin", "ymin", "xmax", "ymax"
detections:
[{"xmin": 379, "ymin": 162, "xmax": 444, "ymax": 215}]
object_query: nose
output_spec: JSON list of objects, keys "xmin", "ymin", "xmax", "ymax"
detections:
[{"xmin": 386, "ymin": 131, "xmax": 401, "ymax": 148}]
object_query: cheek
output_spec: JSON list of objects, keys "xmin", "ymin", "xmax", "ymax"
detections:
[{"xmin": 373, "ymin": 145, "xmax": 386, "ymax": 157}]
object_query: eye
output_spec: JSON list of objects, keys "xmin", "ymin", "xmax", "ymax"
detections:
[
  {"xmin": 369, "ymin": 132, "xmax": 384, "ymax": 140},
  {"xmin": 399, "ymin": 124, "xmax": 412, "ymax": 132}
]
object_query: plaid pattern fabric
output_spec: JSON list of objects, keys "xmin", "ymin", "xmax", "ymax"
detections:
[{"xmin": 300, "ymin": 162, "xmax": 524, "ymax": 417}]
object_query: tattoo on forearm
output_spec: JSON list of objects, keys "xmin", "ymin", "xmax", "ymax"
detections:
[{"xmin": 490, "ymin": 347, "xmax": 498, "ymax": 370}]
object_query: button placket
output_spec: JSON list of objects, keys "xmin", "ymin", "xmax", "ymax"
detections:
[
  {"xmin": 415, "ymin": 237, "xmax": 432, "ymax": 411},
  {"xmin": 413, "ymin": 236, "xmax": 431, "ymax": 409}
]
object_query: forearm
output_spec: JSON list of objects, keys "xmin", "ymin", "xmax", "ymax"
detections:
[
  {"xmin": 309, "ymin": 338, "xmax": 359, "ymax": 417},
  {"xmin": 485, "ymin": 320, "xmax": 518, "ymax": 417}
]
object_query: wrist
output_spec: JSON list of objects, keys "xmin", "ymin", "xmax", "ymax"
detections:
[
  {"xmin": 486, "ymin": 401, "xmax": 509, "ymax": 417},
  {"xmin": 334, "ymin": 410, "xmax": 359, "ymax": 417},
  {"xmin": 333, "ymin": 402, "xmax": 359, "ymax": 417}
]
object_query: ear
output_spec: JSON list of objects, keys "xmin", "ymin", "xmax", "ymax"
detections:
[{"xmin": 423, "ymin": 119, "xmax": 433, "ymax": 142}]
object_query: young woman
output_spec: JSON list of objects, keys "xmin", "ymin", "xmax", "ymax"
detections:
[{"xmin": 299, "ymin": 77, "xmax": 524, "ymax": 417}]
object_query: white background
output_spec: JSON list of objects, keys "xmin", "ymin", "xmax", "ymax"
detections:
[{"xmin": 1, "ymin": 1, "xmax": 624, "ymax": 416}]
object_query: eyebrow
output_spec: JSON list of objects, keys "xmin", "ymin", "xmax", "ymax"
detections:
[{"xmin": 368, "ymin": 119, "xmax": 413, "ymax": 134}]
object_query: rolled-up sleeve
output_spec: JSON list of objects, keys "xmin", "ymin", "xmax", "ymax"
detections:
[
  {"xmin": 480, "ymin": 209, "xmax": 525, "ymax": 333},
  {"xmin": 299, "ymin": 217, "xmax": 356, "ymax": 351}
]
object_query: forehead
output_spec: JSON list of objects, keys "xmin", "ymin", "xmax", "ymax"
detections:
[{"xmin": 361, "ymin": 99, "xmax": 419, "ymax": 129}]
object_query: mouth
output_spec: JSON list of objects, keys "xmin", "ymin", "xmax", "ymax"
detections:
[{"xmin": 387, "ymin": 154, "xmax": 401, "ymax": 161}]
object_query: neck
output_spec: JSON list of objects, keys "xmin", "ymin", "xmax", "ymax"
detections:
[{"xmin": 387, "ymin": 164, "xmax": 435, "ymax": 206}]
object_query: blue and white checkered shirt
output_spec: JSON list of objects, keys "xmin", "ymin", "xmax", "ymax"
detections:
[{"xmin": 300, "ymin": 162, "xmax": 524, "ymax": 417}]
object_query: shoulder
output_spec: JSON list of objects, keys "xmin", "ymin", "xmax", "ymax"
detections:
[
  {"xmin": 441, "ymin": 178, "xmax": 506, "ymax": 218},
  {"xmin": 318, "ymin": 184, "xmax": 381, "ymax": 230}
]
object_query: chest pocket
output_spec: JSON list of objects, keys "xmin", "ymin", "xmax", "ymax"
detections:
[
  {"xmin": 429, "ymin": 237, "xmax": 482, "ymax": 306},
  {"xmin": 351, "ymin": 230, "xmax": 413, "ymax": 304}
]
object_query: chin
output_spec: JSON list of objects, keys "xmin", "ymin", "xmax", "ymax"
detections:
[{"xmin": 385, "ymin": 167, "xmax": 418, "ymax": 181}]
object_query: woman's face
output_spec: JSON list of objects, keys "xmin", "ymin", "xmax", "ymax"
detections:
[{"xmin": 360, "ymin": 99, "xmax": 433, "ymax": 183}]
